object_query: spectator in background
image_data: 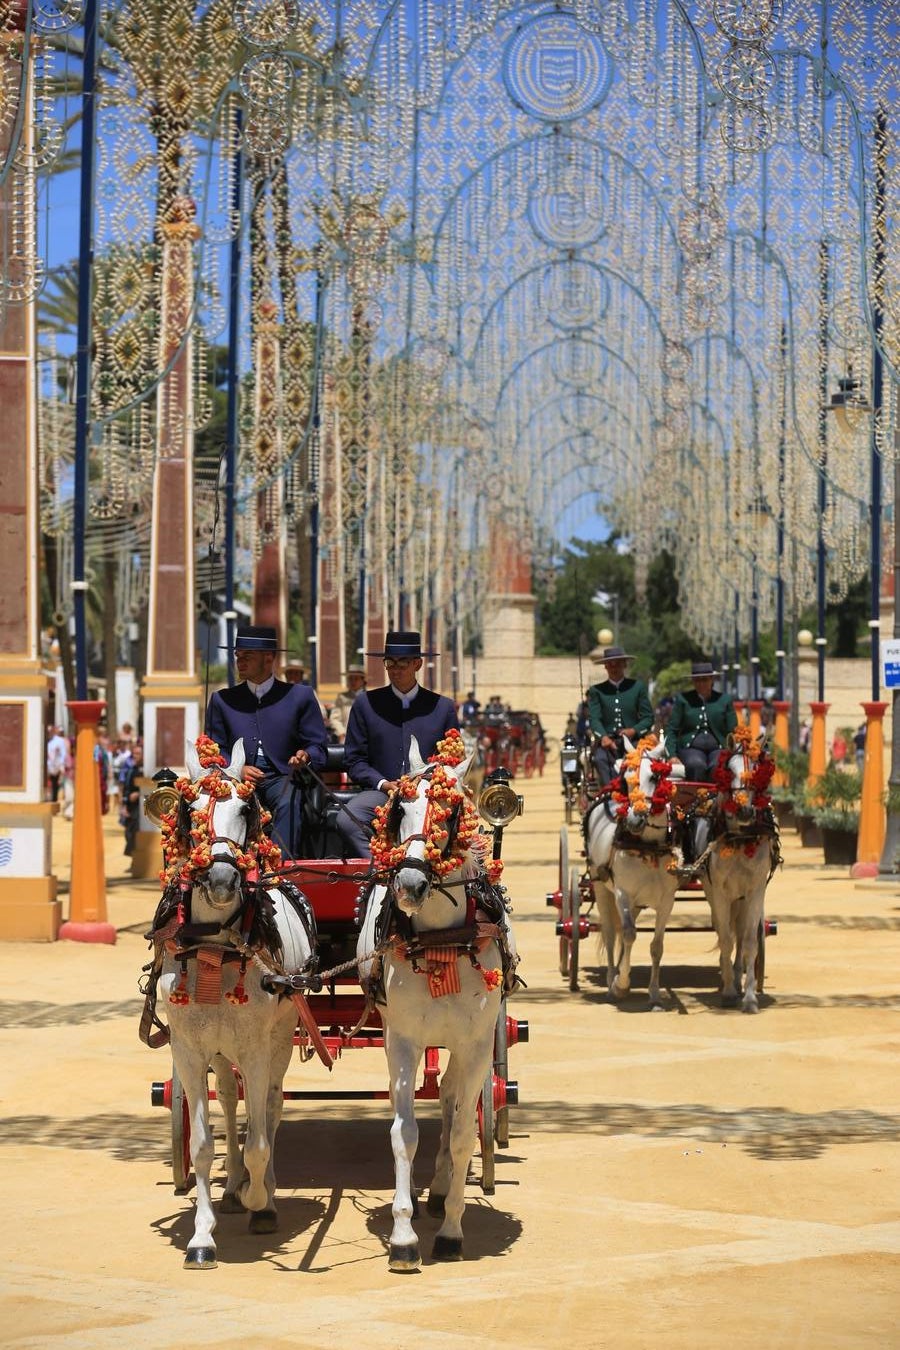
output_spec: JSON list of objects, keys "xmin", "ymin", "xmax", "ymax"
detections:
[
  {"xmin": 329, "ymin": 664, "xmax": 367, "ymax": 743},
  {"xmin": 831, "ymin": 727, "xmax": 848, "ymax": 767},
  {"xmin": 95, "ymin": 730, "xmax": 111, "ymax": 815},
  {"xmin": 46, "ymin": 725, "xmax": 68, "ymax": 802},
  {"xmin": 853, "ymin": 722, "xmax": 867, "ymax": 771},
  {"xmin": 121, "ymin": 742, "xmax": 144, "ymax": 856},
  {"xmin": 799, "ymin": 720, "xmax": 811, "ymax": 753},
  {"xmin": 460, "ymin": 690, "xmax": 481, "ymax": 723}
]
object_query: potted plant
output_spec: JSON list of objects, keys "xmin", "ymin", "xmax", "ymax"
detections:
[
  {"xmin": 770, "ymin": 745, "xmax": 810, "ymax": 830},
  {"xmin": 807, "ymin": 764, "xmax": 861, "ymax": 865}
]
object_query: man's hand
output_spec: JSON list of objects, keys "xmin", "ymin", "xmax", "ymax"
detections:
[
  {"xmin": 622, "ymin": 727, "xmax": 636, "ymax": 739},
  {"xmin": 288, "ymin": 748, "xmax": 311, "ymax": 770},
  {"xmin": 600, "ymin": 735, "xmax": 616, "ymax": 750},
  {"xmin": 242, "ymin": 765, "xmax": 265, "ymax": 786},
  {"xmin": 379, "ymin": 779, "xmax": 400, "ymax": 795}
]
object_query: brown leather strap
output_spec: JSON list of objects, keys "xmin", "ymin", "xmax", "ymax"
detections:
[{"xmin": 290, "ymin": 993, "xmax": 335, "ymax": 1069}]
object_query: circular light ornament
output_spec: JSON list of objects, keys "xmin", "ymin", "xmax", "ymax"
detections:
[
  {"xmin": 528, "ymin": 182, "xmax": 607, "ymax": 249},
  {"xmin": 503, "ymin": 13, "xmax": 612, "ymax": 123},
  {"xmin": 543, "ymin": 262, "xmax": 608, "ymax": 329},
  {"xmin": 233, "ymin": 0, "xmax": 300, "ymax": 47},
  {"xmin": 712, "ymin": 0, "xmax": 781, "ymax": 43}
]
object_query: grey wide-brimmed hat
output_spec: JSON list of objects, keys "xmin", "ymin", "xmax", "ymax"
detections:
[
  {"xmin": 690, "ymin": 660, "xmax": 720, "ymax": 678},
  {"xmin": 599, "ymin": 645, "xmax": 634, "ymax": 663},
  {"xmin": 346, "ymin": 663, "xmax": 367, "ymax": 676}
]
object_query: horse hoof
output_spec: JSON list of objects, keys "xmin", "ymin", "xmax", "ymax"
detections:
[
  {"xmin": 432, "ymin": 1235, "xmax": 463, "ymax": 1262},
  {"xmin": 426, "ymin": 1191, "xmax": 446, "ymax": 1218},
  {"xmin": 220, "ymin": 1191, "xmax": 245, "ymax": 1214},
  {"xmin": 249, "ymin": 1209, "xmax": 278, "ymax": 1234},
  {"xmin": 721, "ymin": 992, "xmax": 740, "ymax": 1008},
  {"xmin": 742, "ymin": 1001, "xmax": 759, "ymax": 1015},
  {"xmin": 389, "ymin": 1243, "xmax": 421, "ymax": 1273},
  {"xmin": 183, "ymin": 1247, "xmax": 217, "ymax": 1270}
]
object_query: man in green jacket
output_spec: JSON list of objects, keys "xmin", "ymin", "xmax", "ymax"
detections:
[
  {"xmin": 587, "ymin": 646, "xmax": 654, "ymax": 783},
  {"xmin": 665, "ymin": 660, "xmax": 737, "ymax": 780}
]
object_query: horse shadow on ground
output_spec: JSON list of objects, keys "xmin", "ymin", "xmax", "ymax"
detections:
[
  {"xmin": 575, "ymin": 961, "xmax": 777, "ymax": 1014},
  {"xmin": 149, "ymin": 1114, "xmax": 522, "ymax": 1270}
]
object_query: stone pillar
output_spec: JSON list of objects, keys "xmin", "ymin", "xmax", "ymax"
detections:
[
  {"xmin": 136, "ymin": 200, "xmax": 204, "ymax": 877},
  {"xmin": 479, "ymin": 519, "xmax": 535, "ymax": 712},
  {"xmin": 0, "ymin": 24, "xmax": 59, "ymax": 940},
  {"xmin": 252, "ymin": 301, "xmax": 287, "ymax": 639},
  {"xmin": 852, "ymin": 700, "xmax": 887, "ymax": 878},
  {"xmin": 317, "ymin": 393, "xmax": 345, "ymax": 702}
]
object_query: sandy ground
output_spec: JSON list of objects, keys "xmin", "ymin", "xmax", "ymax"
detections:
[{"xmin": 1, "ymin": 765, "xmax": 899, "ymax": 1350}]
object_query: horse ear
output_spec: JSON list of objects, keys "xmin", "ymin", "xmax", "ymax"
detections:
[
  {"xmin": 622, "ymin": 734, "xmax": 635, "ymax": 755},
  {"xmin": 657, "ymin": 731, "xmax": 668, "ymax": 757},
  {"xmin": 726, "ymin": 732, "xmax": 737, "ymax": 750},
  {"xmin": 185, "ymin": 739, "xmax": 201, "ymax": 781},
  {"xmin": 456, "ymin": 752, "xmax": 475, "ymax": 783},
  {"xmin": 408, "ymin": 735, "xmax": 427, "ymax": 775},
  {"xmin": 227, "ymin": 738, "xmax": 246, "ymax": 781}
]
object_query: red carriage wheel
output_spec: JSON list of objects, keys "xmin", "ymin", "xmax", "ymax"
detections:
[
  {"xmin": 558, "ymin": 828, "xmax": 570, "ymax": 977},
  {"xmin": 568, "ymin": 868, "xmax": 581, "ymax": 992}
]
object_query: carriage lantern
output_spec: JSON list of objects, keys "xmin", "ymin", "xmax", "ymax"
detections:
[
  {"xmin": 144, "ymin": 767, "xmax": 181, "ymax": 827},
  {"xmin": 560, "ymin": 734, "xmax": 580, "ymax": 782},
  {"xmin": 478, "ymin": 767, "xmax": 524, "ymax": 862}
]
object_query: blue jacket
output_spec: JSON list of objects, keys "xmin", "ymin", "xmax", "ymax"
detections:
[
  {"xmin": 343, "ymin": 685, "xmax": 460, "ymax": 790},
  {"xmin": 205, "ymin": 679, "xmax": 328, "ymax": 775}
]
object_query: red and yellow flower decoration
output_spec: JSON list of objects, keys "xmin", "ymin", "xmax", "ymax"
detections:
[
  {"xmin": 158, "ymin": 736, "xmax": 282, "ymax": 886},
  {"xmin": 610, "ymin": 735, "xmax": 676, "ymax": 819}
]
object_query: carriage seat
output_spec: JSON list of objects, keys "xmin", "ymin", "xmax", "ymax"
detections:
[{"xmin": 300, "ymin": 744, "xmax": 364, "ymax": 858}]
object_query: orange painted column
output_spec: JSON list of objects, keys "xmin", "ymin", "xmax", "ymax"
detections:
[
  {"xmin": 771, "ymin": 701, "xmax": 790, "ymax": 786},
  {"xmin": 851, "ymin": 701, "xmax": 887, "ymax": 878},
  {"xmin": 807, "ymin": 701, "xmax": 830, "ymax": 789},
  {"xmin": 747, "ymin": 700, "xmax": 764, "ymax": 738},
  {"xmin": 59, "ymin": 700, "xmax": 115, "ymax": 944}
]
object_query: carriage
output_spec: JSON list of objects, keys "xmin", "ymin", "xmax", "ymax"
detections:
[
  {"xmin": 476, "ymin": 710, "xmax": 546, "ymax": 778},
  {"xmin": 548, "ymin": 737, "xmax": 778, "ymax": 1002},
  {"xmin": 144, "ymin": 737, "xmax": 527, "ymax": 1266}
]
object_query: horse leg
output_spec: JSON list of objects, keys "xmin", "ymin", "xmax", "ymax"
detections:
[
  {"xmin": 427, "ymin": 1054, "xmax": 464, "ymax": 1217},
  {"xmin": 247, "ymin": 1015, "xmax": 295, "ymax": 1234},
  {"xmin": 172, "ymin": 1043, "xmax": 219, "ymax": 1269},
  {"xmin": 647, "ymin": 889, "xmax": 676, "ymax": 1010},
  {"xmin": 738, "ymin": 883, "xmax": 766, "ymax": 1014},
  {"xmin": 432, "ymin": 1039, "xmax": 492, "ymax": 1262},
  {"xmin": 213, "ymin": 1054, "xmax": 245, "ymax": 1213},
  {"xmin": 611, "ymin": 889, "xmax": 636, "ymax": 998},
  {"xmin": 235, "ymin": 1056, "xmax": 274, "ymax": 1219},
  {"xmin": 385, "ymin": 1030, "xmax": 422, "ymax": 1272}
]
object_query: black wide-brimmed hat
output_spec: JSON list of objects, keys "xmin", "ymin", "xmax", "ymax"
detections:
[
  {"xmin": 690, "ymin": 660, "xmax": 719, "ymax": 678},
  {"xmin": 366, "ymin": 630, "xmax": 438, "ymax": 658},
  {"xmin": 221, "ymin": 625, "xmax": 284, "ymax": 653},
  {"xmin": 599, "ymin": 645, "xmax": 634, "ymax": 663}
]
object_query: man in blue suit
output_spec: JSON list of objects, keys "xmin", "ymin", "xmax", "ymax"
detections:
[
  {"xmin": 338, "ymin": 630, "xmax": 459, "ymax": 857},
  {"xmin": 205, "ymin": 625, "xmax": 328, "ymax": 858}
]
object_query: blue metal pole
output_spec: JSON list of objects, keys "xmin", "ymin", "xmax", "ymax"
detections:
[
  {"xmin": 869, "ymin": 105, "xmax": 886, "ymax": 703},
  {"xmin": 72, "ymin": 0, "xmax": 99, "ymax": 700},
  {"xmin": 816, "ymin": 238, "xmax": 829, "ymax": 704},
  {"xmin": 224, "ymin": 107, "xmax": 243, "ymax": 687}
]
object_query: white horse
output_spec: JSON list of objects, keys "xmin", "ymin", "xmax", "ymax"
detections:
[
  {"xmin": 153, "ymin": 737, "xmax": 318, "ymax": 1269},
  {"xmin": 358, "ymin": 734, "xmax": 516, "ymax": 1271},
  {"xmin": 585, "ymin": 735, "xmax": 681, "ymax": 1009},
  {"xmin": 703, "ymin": 732, "xmax": 780, "ymax": 1014}
]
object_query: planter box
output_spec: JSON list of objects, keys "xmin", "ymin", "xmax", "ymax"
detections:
[
  {"xmin": 796, "ymin": 814, "xmax": 823, "ymax": 849},
  {"xmin": 821, "ymin": 827, "xmax": 858, "ymax": 866},
  {"xmin": 773, "ymin": 800, "xmax": 798, "ymax": 831}
]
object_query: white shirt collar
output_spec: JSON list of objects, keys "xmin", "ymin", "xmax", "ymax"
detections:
[
  {"xmin": 246, "ymin": 675, "xmax": 275, "ymax": 699},
  {"xmin": 391, "ymin": 681, "xmax": 420, "ymax": 706}
]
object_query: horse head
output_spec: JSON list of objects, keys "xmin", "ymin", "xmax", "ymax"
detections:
[
  {"xmin": 377, "ymin": 734, "xmax": 474, "ymax": 915},
  {"xmin": 180, "ymin": 737, "xmax": 258, "ymax": 908},
  {"xmin": 714, "ymin": 729, "xmax": 774, "ymax": 827},
  {"xmin": 613, "ymin": 734, "xmax": 676, "ymax": 834}
]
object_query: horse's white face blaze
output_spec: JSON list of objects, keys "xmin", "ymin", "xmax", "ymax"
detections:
[
  {"xmin": 391, "ymin": 737, "xmax": 472, "ymax": 912},
  {"xmin": 184, "ymin": 741, "xmax": 252, "ymax": 908}
]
